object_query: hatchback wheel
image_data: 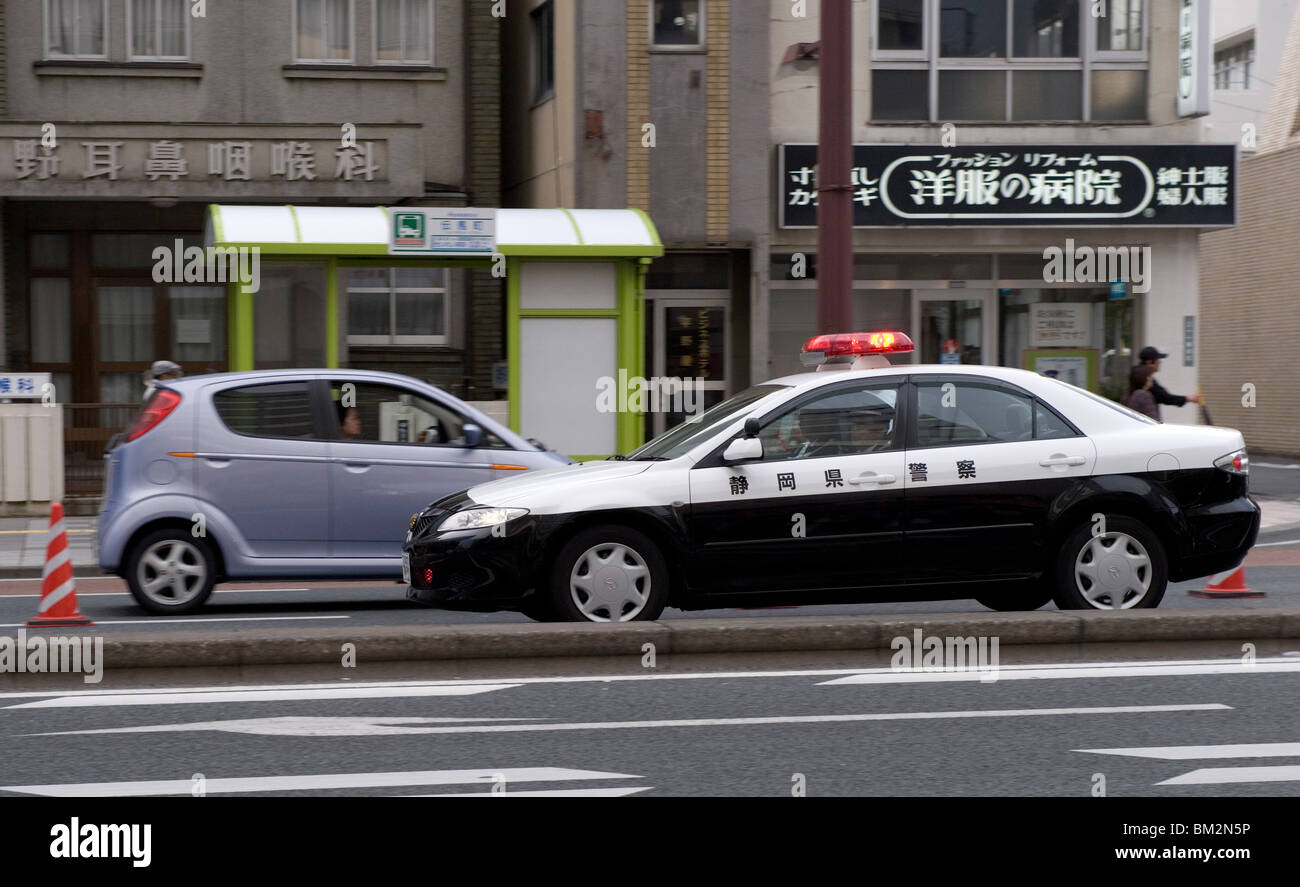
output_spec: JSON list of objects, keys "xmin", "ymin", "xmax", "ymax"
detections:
[
  {"xmin": 549, "ymin": 526, "xmax": 669, "ymax": 623},
  {"xmin": 126, "ymin": 529, "xmax": 216, "ymax": 615},
  {"xmin": 1053, "ymin": 515, "xmax": 1167, "ymax": 610}
]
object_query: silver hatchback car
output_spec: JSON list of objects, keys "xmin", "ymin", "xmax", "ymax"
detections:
[{"xmin": 98, "ymin": 369, "xmax": 570, "ymax": 614}]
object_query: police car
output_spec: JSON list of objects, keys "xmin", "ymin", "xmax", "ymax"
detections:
[{"xmin": 403, "ymin": 332, "xmax": 1260, "ymax": 622}]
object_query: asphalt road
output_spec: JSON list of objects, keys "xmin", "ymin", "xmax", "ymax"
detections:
[
  {"xmin": 1253, "ymin": 458, "xmax": 1300, "ymax": 500},
  {"xmin": 2, "ymin": 654, "xmax": 1298, "ymax": 796}
]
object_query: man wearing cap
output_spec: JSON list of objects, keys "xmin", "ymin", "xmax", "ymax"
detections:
[
  {"xmin": 142, "ymin": 360, "xmax": 183, "ymax": 403},
  {"xmin": 1138, "ymin": 346, "xmax": 1199, "ymax": 421}
]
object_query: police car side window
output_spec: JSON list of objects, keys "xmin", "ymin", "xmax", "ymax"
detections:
[
  {"xmin": 1034, "ymin": 401, "xmax": 1077, "ymax": 440},
  {"xmin": 757, "ymin": 383, "xmax": 900, "ymax": 462},
  {"xmin": 916, "ymin": 381, "xmax": 1034, "ymax": 447}
]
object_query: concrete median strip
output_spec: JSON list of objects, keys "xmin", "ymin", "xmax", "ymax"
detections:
[{"xmin": 21, "ymin": 607, "xmax": 1300, "ymax": 671}]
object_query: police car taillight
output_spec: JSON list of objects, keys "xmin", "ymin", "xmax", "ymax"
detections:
[
  {"xmin": 1214, "ymin": 449, "xmax": 1249, "ymax": 475},
  {"xmin": 801, "ymin": 331, "xmax": 914, "ymax": 371}
]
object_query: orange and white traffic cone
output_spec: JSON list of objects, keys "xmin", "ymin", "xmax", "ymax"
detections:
[
  {"xmin": 27, "ymin": 503, "xmax": 92, "ymax": 627},
  {"xmin": 1188, "ymin": 564, "xmax": 1263, "ymax": 599}
]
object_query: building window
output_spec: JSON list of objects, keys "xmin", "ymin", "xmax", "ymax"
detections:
[
  {"xmin": 531, "ymin": 2, "xmax": 555, "ymax": 103},
  {"xmin": 346, "ymin": 267, "xmax": 448, "ymax": 346},
  {"xmin": 1215, "ymin": 39, "xmax": 1255, "ymax": 91},
  {"xmin": 296, "ymin": 0, "xmax": 353, "ymax": 63},
  {"xmin": 45, "ymin": 0, "xmax": 108, "ymax": 59},
  {"xmin": 130, "ymin": 0, "xmax": 190, "ymax": 60},
  {"xmin": 375, "ymin": 0, "xmax": 433, "ymax": 64},
  {"xmin": 871, "ymin": 0, "xmax": 1146, "ymax": 122},
  {"xmin": 652, "ymin": 0, "xmax": 703, "ymax": 47}
]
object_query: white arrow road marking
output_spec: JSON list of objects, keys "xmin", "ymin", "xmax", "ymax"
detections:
[
  {"xmin": 17, "ymin": 704, "xmax": 1231, "ymax": 739},
  {"xmin": 1077, "ymin": 742, "xmax": 1300, "ymax": 759},
  {"xmin": 1157, "ymin": 766, "xmax": 1300, "ymax": 786},
  {"xmin": 0, "ymin": 767, "xmax": 641, "ymax": 797},
  {"xmin": 6, "ymin": 684, "xmax": 521, "ymax": 709},
  {"xmin": 819, "ymin": 660, "xmax": 1300, "ymax": 685},
  {"xmin": 410, "ymin": 787, "xmax": 652, "ymax": 797},
  {"xmin": 27, "ymin": 716, "xmax": 538, "ymax": 737}
]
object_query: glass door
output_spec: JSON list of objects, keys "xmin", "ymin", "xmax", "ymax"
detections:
[
  {"xmin": 648, "ymin": 293, "xmax": 730, "ymax": 438},
  {"xmin": 910, "ymin": 290, "xmax": 996, "ymax": 366}
]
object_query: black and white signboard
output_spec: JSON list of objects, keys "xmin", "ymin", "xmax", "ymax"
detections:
[{"xmin": 779, "ymin": 144, "xmax": 1236, "ymax": 228}]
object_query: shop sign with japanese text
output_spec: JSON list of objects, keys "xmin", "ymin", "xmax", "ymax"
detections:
[{"xmin": 779, "ymin": 144, "xmax": 1236, "ymax": 227}]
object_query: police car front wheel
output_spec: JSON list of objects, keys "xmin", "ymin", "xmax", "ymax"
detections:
[
  {"xmin": 549, "ymin": 526, "xmax": 669, "ymax": 623},
  {"xmin": 1053, "ymin": 516, "xmax": 1168, "ymax": 610}
]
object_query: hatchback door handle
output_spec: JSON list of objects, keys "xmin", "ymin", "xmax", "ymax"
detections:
[
  {"xmin": 1039, "ymin": 455, "xmax": 1086, "ymax": 467},
  {"xmin": 848, "ymin": 472, "xmax": 896, "ymax": 485}
]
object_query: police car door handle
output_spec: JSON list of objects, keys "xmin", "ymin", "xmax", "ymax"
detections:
[
  {"xmin": 848, "ymin": 472, "xmax": 896, "ymax": 485},
  {"xmin": 1039, "ymin": 454, "xmax": 1087, "ymax": 467}
]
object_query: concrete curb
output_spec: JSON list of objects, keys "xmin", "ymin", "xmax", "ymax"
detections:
[{"xmin": 55, "ymin": 607, "xmax": 1300, "ymax": 670}]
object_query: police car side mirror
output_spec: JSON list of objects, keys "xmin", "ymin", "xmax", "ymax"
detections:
[
  {"xmin": 743, "ymin": 417, "xmax": 761, "ymax": 438},
  {"xmin": 722, "ymin": 437, "xmax": 763, "ymax": 463}
]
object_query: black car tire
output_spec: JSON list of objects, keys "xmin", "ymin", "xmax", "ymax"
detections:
[
  {"xmin": 975, "ymin": 584, "xmax": 1054, "ymax": 611},
  {"xmin": 1053, "ymin": 515, "xmax": 1167, "ymax": 610},
  {"xmin": 548, "ymin": 526, "xmax": 669, "ymax": 623},
  {"xmin": 125, "ymin": 528, "xmax": 217, "ymax": 615},
  {"xmin": 520, "ymin": 593, "xmax": 558, "ymax": 622}
]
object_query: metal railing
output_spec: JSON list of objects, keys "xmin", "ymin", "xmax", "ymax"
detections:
[{"xmin": 61, "ymin": 403, "xmax": 139, "ymax": 496}]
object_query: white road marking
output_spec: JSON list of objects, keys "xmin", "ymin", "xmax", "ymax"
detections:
[
  {"xmin": 0, "ymin": 587, "xmax": 312, "ymax": 596},
  {"xmin": 0, "ymin": 615, "xmax": 349, "ymax": 628},
  {"xmin": 1251, "ymin": 538, "xmax": 1300, "ymax": 547},
  {"xmin": 1157, "ymin": 766, "xmax": 1300, "ymax": 786},
  {"xmin": 0, "ymin": 658, "xmax": 1287, "ymax": 704},
  {"xmin": 819, "ymin": 660, "xmax": 1300, "ymax": 685},
  {"xmin": 0, "ymin": 767, "xmax": 641, "ymax": 797},
  {"xmin": 410, "ymin": 787, "xmax": 653, "ymax": 797},
  {"xmin": 1077, "ymin": 742, "xmax": 1300, "ymax": 759},
  {"xmin": 19, "ymin": 704, "xmax": 1230, "ymax": 738},
  {"xmin": 1254, "ymin": 462, "xmax": 1300, "ymax": 470},
  {"xmin": 7, "ymin": 684, "xmax": 521, "ymax": 710}
]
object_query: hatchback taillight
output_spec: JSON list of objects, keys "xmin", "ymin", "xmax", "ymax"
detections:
[{"xmin": 125, "ymin": 389, "xmax": 181, "ymax": 442}]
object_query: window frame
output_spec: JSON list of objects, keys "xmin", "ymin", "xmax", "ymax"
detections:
[
  {"xmin": 293, "ymin": 0, "xmax": 356, "ymax": 65},
  {"xmin": 212, "ymin": 381, "xmax": 323, "ymax": 442},
  {"xmin": 649, "ymin": 0, "xmax": 706, "ymax": 50},
  {"xmin": 906, "ymin": 375, "xmax": 1082, "ymax": 451},
  {"xmin": 870, "ymin": 0, "xmax": 1148, "ymax": 123},
  {"xmin": 127, "ymin": 0, "xmax": 192, "ymax": 62},
  {"xmin": 44, "ymin": 0, "xmax": 110, "ymax": 60},
  {"xmin": 344, "ymin": 266, "xmax": 450, "ymax": 346},
  {"xmin": 531, "ymin": 1, "xmax": 555, "ymax": 104},
  {"xmin": 372, "ymin": 0, "xmax": 435, "ymax": 66}
]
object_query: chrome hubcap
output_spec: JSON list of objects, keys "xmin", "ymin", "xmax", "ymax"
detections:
[
  {"xmin": 1074, "ymin": 532, "xmax": 1151, "ymax": 609},
  {"xmin": 138, "ymin": 539, "xmax": 207, "ymax": 605},
  {"xmin": 569, "ymin": 543, "xmax": 650, "ymax": 622}
]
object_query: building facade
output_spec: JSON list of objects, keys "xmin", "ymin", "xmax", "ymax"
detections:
[
  {"xmin": 501, "ymin": 0, "xmax": 770, "ymax": 436},
  {"xmin": 1, "ymin": 0, "xmax": 503, "ymax": 416},
  {"xmin": 765, "ymin": 0, "xmax": 1228, "ymax": 418}
]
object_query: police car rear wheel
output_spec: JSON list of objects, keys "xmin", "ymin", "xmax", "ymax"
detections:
[
  {"xmin": 549, "ymin": 527, "xmax": 669, "ymax": 623},
  {"xmin": 1054, "ymin": 516, "xmax": 1167, "ymax": 610}
]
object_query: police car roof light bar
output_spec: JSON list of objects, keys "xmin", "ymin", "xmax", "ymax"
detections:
[{"xmin": 801, "ymin": 331, "xmax": 914, "ymax": 371}]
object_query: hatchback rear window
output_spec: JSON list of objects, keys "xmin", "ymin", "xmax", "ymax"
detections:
[{"xmin": 213, "ymin": 383, "xmax": 316, "ymax": 439}]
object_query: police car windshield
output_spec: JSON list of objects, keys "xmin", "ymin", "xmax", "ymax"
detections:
[{"xmin": 626, "ymin": 384, "xmax": 789, "ymax": 461}]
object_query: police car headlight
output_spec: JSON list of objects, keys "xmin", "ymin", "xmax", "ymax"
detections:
[
  {"xmin": 437, "ymin": 507, "xmax": 529, "ymax": 532},
  {"xmin": 1214, "ymin": 450, "xmax": 1249, "ymax": 475}
]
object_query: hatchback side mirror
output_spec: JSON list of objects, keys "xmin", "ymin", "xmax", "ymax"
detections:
[
  {"xmin": 722, "ymin": 436, "xmax": 763, "ymax": 463},
  {"xmin": 462, "ymin": 423, "xmax": 484, "ymax": 448}
]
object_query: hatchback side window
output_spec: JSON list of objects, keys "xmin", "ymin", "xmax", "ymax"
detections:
[
  {"xmin": 329, "ymin": 381, "xmax": 509, "ymax": 448},
  {"xmin": 757, "ymin": 382, "xmax": 901, "ymax": 462},
  {"xmin": 915, "ymin": 380, "xmax": 1034, "ymax": 447},
  {"xmin": 213, "ymin": 383, "xmax": 316, "ymax": 439}
]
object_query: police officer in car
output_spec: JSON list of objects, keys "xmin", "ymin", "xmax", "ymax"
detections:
[{"xmin": 1138, "ymin": 346, "xmax": 1200, "ymax": 421}]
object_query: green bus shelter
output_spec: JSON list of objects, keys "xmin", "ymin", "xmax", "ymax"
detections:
[{"xmin": 205, "ymin": 204, "xmax": 663, "ymax": 457}]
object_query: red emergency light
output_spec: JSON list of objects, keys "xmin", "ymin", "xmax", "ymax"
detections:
[{"xmin": 801, "ymin": 331, "xmax": 914, "ymax": 370}]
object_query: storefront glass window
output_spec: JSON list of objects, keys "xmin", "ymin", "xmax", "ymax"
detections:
[
  {"xmin": 768, "ymin": 288, "xmax": 911, "ymax": 379},
  {"xmin": 31, "ymin": 279, "xmax": 72, "ymax": 364},
  {"xmin": 31, "ymin": 234, "xmax": 70, "ymax": 270},
  {"xmin": 169, "ymin": 286, "xmax": 227, "ymax": 369},
  {"xmin": 97, "ymin": 286, "xmax": 155, "ymax": 362},
  {"xmin": 998, "ymin": 287, "xmax": 1132, "ymax": 397}
]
